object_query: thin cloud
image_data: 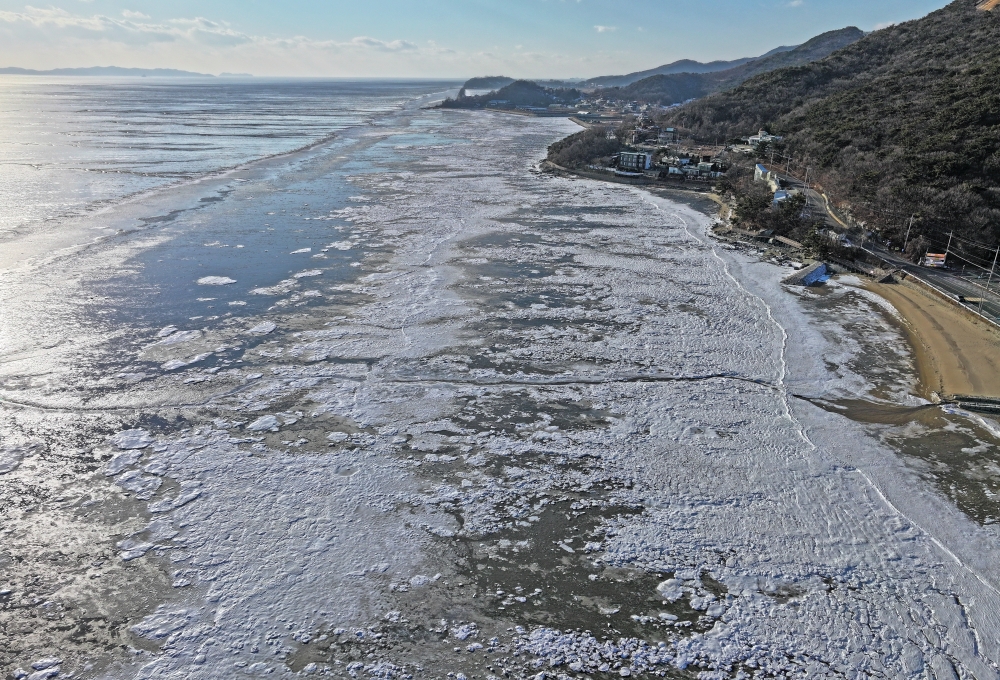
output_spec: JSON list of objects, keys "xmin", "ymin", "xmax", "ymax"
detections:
[
  {"xmin": 0, "ymin": 7, "xmax": 419, "ymax": 53},
  {"xmin": 594, "ymin": 25, "xmax": 617, "ymax": 33}
]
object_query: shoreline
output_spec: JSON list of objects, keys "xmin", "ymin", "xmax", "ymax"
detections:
[{"xmin": 547, "ymin": 152, "xmax": 1000, "ymax": 403}]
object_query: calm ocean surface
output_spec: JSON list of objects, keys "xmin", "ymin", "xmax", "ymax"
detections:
[{"xmin": 0, "ymin": 78, "xmax": 456, "ymax": 237}]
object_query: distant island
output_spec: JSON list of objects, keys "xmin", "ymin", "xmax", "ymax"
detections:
[{"xmin": 0, "ymin": 66, "xmax": 216, "ymax": 77}]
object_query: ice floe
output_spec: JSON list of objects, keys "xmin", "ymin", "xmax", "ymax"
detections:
[
  {"xmin": 248, "ymin": 321, "xmax": 277, "ymax": 335},
  {"xmin": 246, "ymin": 415, "xmax": 281, "ymax": 432},
  {"xmin": 196, "ymin": 276, "xmax": 236, "ymax": 285},
  {"xmin": 110, "ymin": 429, "xmax": 153, "ymax": 450}
]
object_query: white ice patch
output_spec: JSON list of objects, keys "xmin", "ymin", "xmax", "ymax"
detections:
[
  {"xmin": 250, "ymin": 279, "xmax": 298, "ymax": 296},
  {"xmin": 248, "ymin": 322, "xmax": 277, "ymax": 335},
  {"xmin": 246, "ymin": 415, "xmax": 281, "ymax": 432},
  {"xmin": 290, "ymin": 248, "xmax": 312, "ymax": 254},
  {"xmin": 293, "ymin": 269, "xmax": 323, "ymax": 278},
  {"xmin": 156, "ymin": 329, "xmax": 202, "ymax": 345},
  {"xmin": 196, "ymin": 276, "xmax": 236, "ymax": 285},
  {"xmin": 161, "ymin": 353, "xmax": 212, "ymax": 371},
  {"xmin": 116, "ymin": 469, "xmax": 163, "ymax": 499},
  {"xmin": 105, "ymin": 450, "xmax": 142, "ymax": 476},
  {"xmin": 110, "ymin": 429, "xmax": 153, "ymax": 450},
  {"xmin": 117, "ymin": 537, "xmax": 154, "ymax": 561},
  {"xmin": 131, "ymin": 609, "xmax": 194, "ymax": 640},
  {"xmin": 0, "ymin": 446, "xmax": 26, "ymax": 474},
  {"xmin": 328, "ymin": 240, "xmax": 354, "ymax": 250},
  {"xmin": 156, "ymin": 325, "xmax": 178, "ymax": 338},
  {"xmin": 452, "ymin": 623, "xmax": 478, "ymax": 641}
]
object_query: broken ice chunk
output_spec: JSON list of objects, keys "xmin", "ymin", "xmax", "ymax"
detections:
[
  {"xmin": 196, "ymin": 276, "xmax": 236, "ymax": 285},
  {"xmin": 656, "ymin": 579, "xmax": 683, "ymax": 603},
  {"xmin": 116, "ymin": 469, "xmax": 163, "ymax": 499},
  {"xmin": 131, "ymin": 610, "xmax": 192, "ymax": 639},
  {"xmin": 248, "ymin": 322, "xmax": 277, "ymax": 335},
  {"xmin": 451, "ymin": 623, "xmax": 478, "ymax": 641},
  {"xmin": 156, "ymin": 330, "xmax": 202, "ymax": 346},
  {"xmin": 0, "ymin": 446, "xmax": 25, "ymax": 475},
  {"xmin": 117, "ymin": 538, "xmax": 154, "ymax": 561},
  {"xmin": 110, "ymin": 429, "xmax": 153, "ymax": 450},
  {"xmin": 145, "ymin": 519, "xmax": 179, "ymax": 541},
  {"xmin": 247, "ymin": 415, "xmax": 280, "ymax": 432},
  {"xmin": 293, "ymin": 269, "xmax": 323, "ymax": 278},
  {"xmin": 148, "ymin": 481, "xmax": 203, "ymax": 513},
  {"xmin": 105, "ymin": 450, "xmax": 143, "ymax": 476}
]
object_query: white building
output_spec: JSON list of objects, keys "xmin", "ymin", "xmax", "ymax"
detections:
[{"xmin": 748, "ymin": 129, "xmax": 783, "ymax": 147}]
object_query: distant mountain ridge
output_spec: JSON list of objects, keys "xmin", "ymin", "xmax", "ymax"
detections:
[
  {"xmin": 611, "ymin": 27, "xmax": 865, "ymax": 105},
  {"xmin": 582, "ymin": 46, "xmax": 798, "ymax": 89},
  {"xmin": 0, "ymin": 66, "xmax": 215, "ymax": 77}
]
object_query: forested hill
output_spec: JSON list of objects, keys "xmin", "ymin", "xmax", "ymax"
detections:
[
  {"xmin": 610, "ymin": 27, "xmax": 864, "ymax": 106},
  {"xmin": 440, "ymin": 80, "xmax": 582, "ymax": 109},
  {"xmin": 662, "ymin": 0, "xmax": 1000, "ymax": 251}
]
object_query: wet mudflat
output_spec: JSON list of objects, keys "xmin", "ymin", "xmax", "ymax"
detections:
[{"xmin": 3, "ymin": 107, "xmax": 1000, "ymax": 680}]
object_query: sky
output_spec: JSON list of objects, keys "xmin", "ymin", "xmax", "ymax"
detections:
[{"xmin": 0, "ymin": 0, "xmax": 953, "ymax": 79}]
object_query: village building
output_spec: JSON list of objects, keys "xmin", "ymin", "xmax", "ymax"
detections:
[
  {"xmin": 618, "ymin": 151, "xmax": 652, "ymax": 171},
  {"xmin": 748, "ymin": 129, "xmax": 783, "ymax": 148}
]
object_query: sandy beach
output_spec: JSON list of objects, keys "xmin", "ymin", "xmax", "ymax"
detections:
[{"xmin": 867, "ymin": 277, "xmax": 1000, "ymax": 398}]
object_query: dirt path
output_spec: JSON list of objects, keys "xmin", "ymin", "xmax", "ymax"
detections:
[{"xmin": 867, "ymin": 279, "xmax": 1000, "ymax": 398}]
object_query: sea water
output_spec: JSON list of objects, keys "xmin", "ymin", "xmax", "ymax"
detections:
[{"xmin": 1, "ymin": 80, "xmax": 1000, "ymax": 680}]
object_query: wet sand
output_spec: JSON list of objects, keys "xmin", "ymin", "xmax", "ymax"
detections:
[{"xmin": 867, "ymin": 278, "xmax": 1000, "ymax": 398}]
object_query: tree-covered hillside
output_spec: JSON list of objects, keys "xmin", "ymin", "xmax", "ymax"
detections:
[{"xmin": 663, "ymin": 0, "xmax": 1000, "ymax": 253}]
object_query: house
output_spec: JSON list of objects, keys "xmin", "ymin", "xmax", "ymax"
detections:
[
  {"xmin": 619, "ymin": 151, "xmax": 652, "ymax": 171},
  {"xmin": 748, "ymin": 129, "xmax": 783, "ymax": 147},
  {"xmin": 658, "ymin": 128, "xmax": 678, "ymax": 145}
]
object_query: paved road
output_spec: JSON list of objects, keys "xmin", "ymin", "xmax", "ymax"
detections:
[
  {"xmin": 865, "ymin": 245, "xmax": 1000, "ymax": 324},
  {"xmin": 770, "ymin": 167, "xmax": 1000, "ymax": 326}
]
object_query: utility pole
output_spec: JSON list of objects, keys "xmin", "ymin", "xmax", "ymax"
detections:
[
  {"xmin": 979, "ymin": 245, "xmax": 999, "ymax": 317},
  {"xmin": 804, "ymin": 167, "xmax": 810, "ymax": 187},
  {"xmin": 945, "ymin": 231, "xmax": 954, "ymax": 264},
  {"xmin": 902, "ymin": 214, "xmax": 915, "ymax": 253}
]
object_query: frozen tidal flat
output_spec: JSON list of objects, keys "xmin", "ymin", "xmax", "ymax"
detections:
[{"xmin": 2, "ymin": 109, "xmax": 1000, "ymax": 680}]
